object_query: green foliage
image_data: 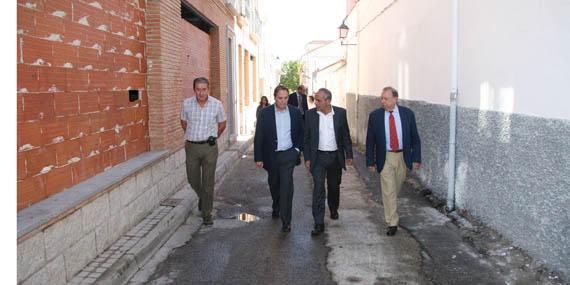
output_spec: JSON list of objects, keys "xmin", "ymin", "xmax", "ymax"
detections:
[{"xmin": 279, "ymin": 60, "xmax": 303, "ymax": 92}]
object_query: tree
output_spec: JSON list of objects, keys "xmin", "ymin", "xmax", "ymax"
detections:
[{"xmin": 279, "ymin": 60, "xmax": 303, "ymax": 92}]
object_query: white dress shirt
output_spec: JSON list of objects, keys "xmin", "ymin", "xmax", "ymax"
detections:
[
  {"xmin": 275, "ymin": 106, "xmax": 293, "ymax": 151},
  {"xmin": 384, "ymin": 105, "xmax": 403, "ymax": 151},
  {"xmin": 317, "ymin": 108, "xmax": 338, "ymax": 151}
]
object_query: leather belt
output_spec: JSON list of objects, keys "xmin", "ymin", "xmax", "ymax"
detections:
[
  {"xmin": 188, "ymin": 140, "xmax": 208, "ymax": 144},
  {"xmin": 318, "ymin": 150, "xmax": 337, "ymax": 153},
  {"xmin": 388, "ymin": 149, "xmax": 403, "ymax": 153}
]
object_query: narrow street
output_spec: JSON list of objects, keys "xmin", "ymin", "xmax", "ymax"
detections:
[
  {"xmin": 130, "ymin": 149, "xmax": 564, "ymax": 285},
  {"xmin": 142, "ymin": 149, "xmax": 336, "ymax": 284}
]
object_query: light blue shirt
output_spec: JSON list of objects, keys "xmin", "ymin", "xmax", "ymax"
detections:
[
  {"xmin": 384, "ymin": 105, "xmax": 403, "ymax": 151},
  {"xmin": 275, "ymin": 106, "xmax": 293, "ymax": 151}
]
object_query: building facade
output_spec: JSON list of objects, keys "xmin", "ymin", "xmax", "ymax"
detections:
[
  {"xmin": 17, "ymin": 0, "xmax": 263, "ymax": 283},
  {"xmin": 300, "ymin": 40, "xmax": 345, "ymax": 107},
  {"xmin": 225, "ymin": 0, "xmax": 264, "ymax": 136}
]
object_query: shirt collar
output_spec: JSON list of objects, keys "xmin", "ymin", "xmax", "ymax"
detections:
[
  {"xmin": 193, "ymin": 96, "xmax": 209, "ymax": 105},
  {"xmin": 275, "ymin": 105, "xmax": 288, "ymax": 113},
  {"xmin": 385, "ymin": 105, "xmax": 399, "ymax": 114},
  {"xmin": 317, "ymin": 107, "xmax": 335, "ymax": 116}
]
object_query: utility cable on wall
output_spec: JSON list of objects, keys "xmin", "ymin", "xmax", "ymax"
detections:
[{"xmin": 355, "ymin": 0, "xmax": 399, "ymax": 36}]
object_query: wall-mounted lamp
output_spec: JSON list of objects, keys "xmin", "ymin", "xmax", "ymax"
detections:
[{"xmin": 338, "ymin": 21, "xmax": 356, "ymax": 46}]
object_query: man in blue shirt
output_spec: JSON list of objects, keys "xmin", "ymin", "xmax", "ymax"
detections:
[{"xmin": 254, "ymin": 85, "xmax": 304, "ymax": 233}]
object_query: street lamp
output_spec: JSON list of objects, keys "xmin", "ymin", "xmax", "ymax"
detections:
[
  {"xmin": 338, "ymin": 22, "xmax": 349, "ymax": 39},
  {"xmin": 338, "ymin": 21, "xmax": 356, "ymax": 46}
]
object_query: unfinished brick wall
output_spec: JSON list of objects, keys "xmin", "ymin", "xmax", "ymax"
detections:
[
  {"xmin": 17, "ymin": 0, "xmax": 149, "ymax": 211},
  {"xmin": 146, "ymin": 0, "xmax": 232, "ymax": 151},
  {"xmin": 180, "ymin": 20, "xmax": 210, "ymax": 99}
]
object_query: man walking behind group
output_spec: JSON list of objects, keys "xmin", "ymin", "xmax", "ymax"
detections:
[
  {"xmin": 304, "ymin": 88, "xmax": 353, "ymax": 236},
  {"xmin": 288, "ymin": 85, "xmax": 309, "ymax": 119},
  {"xmin": 254, "ymin": 85, "xmax": 304, "ymax": 233},
  {"xmin": 366, "ymin": 86, "xmax": 421, "ymax": 236},
  {"xmin": 180, "ymin": 77, "xmax": 227, "ymax": 226}
]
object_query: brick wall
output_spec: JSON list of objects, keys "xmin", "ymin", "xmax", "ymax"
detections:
[
  {"xmin": 180, "ymin": 20, "xmax": 210, "ymax": 99},
  {"xmin": 146, "ymin": 0, "xmax": 233, "ymax": 151},
  {"xmin": 17, "ymin": 0, "xmax": 149, "ymax": 211}
]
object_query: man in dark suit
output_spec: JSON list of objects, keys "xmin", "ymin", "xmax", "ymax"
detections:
[
  {"xmin": 288, "ymin": 85, "xmax": 309, "ymax": 118},
  {"xmin": 366, "ymin": 86, "xmax": 421, "ymax": 236},
  {"xmin": 304, "ymin": 88, "xmax": 353, "ymax": 236},
  {"xmin": 254, "ymin": 85, "xmax": 304, "ymax": 233}
]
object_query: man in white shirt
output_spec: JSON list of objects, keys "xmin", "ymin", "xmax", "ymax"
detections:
[
  {"xmin": 303, "ymin": 88, "xmax": 353, "ymax": 236},
  {"xmin": 180, "ymin": 77, "xmax": 226, "ymax": 226}
]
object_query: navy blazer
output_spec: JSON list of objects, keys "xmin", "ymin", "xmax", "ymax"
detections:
[
  {"xmin": 303, "ymin": 106, "xmax": 353, "ymax": 170},
  {"xmin": 288, "ymin": 92, "xmax": 308, "ymax": 113},
  {"xmin": 254, "ymin": 104, "xmax": 304, "ymax": 171},
  {"xmin": 365, "ymin": 105, "xmax": 421, "ymax": 172}
]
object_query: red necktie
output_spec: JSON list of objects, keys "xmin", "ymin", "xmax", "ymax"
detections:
[{"xmin": 389, "ymin": 111, "xmax": 399, "ymax": 150}]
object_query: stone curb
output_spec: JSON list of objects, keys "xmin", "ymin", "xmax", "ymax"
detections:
[
  {"xmin": 96, "ymin": 190, "xmax": 194, "ymax": 285},
  {"xmin": 70, "ymin": 137, "xmax": 254, "ymax": 285}
]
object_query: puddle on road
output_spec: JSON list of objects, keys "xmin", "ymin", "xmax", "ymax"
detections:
[{"xmin": 237, "ymin": 213, "xmax": 260, "ymax": 222}]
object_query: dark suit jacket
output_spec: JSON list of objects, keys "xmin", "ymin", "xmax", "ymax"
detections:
[
  {"xmin": 254, "ymin": 104, "xmax": 304, "ymax": 171},
  {"xmin": 304, "ymin": 106, "xmax": 353, "ymax": 170},
  {"xmin": 365, "ymin": 105, "xmax": 421, "ymax": 172},
  {"xmin": 288, "ymin": 92, "xmax": 308, "ymax": 113}
]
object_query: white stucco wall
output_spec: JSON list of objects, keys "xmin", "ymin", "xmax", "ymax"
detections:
[
  {"xmin": 349, "ymin": 0, "xmax": 452, "ymax": 104},
  {"xmin": 459, "ymin": 0, "xmax": 570, "ymax": 120},
  {"xmin": 345, "ymin": 0, "xmax": 570, "ymax": 120}
]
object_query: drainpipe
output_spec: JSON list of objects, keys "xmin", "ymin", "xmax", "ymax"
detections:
[{"xmin": 447, "ymin": 0, "xmax": 459, "ymax": 211}]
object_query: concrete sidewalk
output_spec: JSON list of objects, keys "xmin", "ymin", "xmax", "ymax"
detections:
[
  {"xmin": 351, "ymin": 150, "xmax": 566, "ymax": 285},
  {"xmin": 67, "ymin": 137, "xmax": 253, "ymax": 285}
]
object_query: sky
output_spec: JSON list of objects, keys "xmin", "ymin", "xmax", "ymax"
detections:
[{"xmin": 261, "ymin": 0, "xmax": 346, "ymax": 61}]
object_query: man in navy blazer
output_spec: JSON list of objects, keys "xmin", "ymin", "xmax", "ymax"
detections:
[
  {"xmin": 254, "ymin": 85, "xmax": 304, "ymax": 233},
  {"xmin": 288, "ymin": 85, "xmax": 309, "ymax": 118},
  {"xmin": 366, "ymin": 86, "xmax": 421, "ymax": 236}
]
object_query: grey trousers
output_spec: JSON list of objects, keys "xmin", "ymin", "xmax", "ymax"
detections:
[
  {"xmin": 267, "ymin": 148, "xmax": 298, "ymax": 224},
  {"xmin": 185, "ymin": 141, "xmax": 218, "ymax": 218},
  {"xmin": 311, "ymin": 151, "xmax": 342, "ymax": 225}
]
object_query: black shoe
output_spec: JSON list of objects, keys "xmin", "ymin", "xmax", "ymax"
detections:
[
  {"xmin": 330, "ymin": 210, "xmax": 339, "ymax": 220},
  {"xmin": 202, "ymin": 215, "xmax": 214, "ymax": 226},
  {"xmin": 272, "ymin": 210, "xmax": 279, "ymax": 219},
  {"xmin": 386, "ymin": 226, "xmax": 397, "ymax": 236},
  {"xmin": 281, "ymin": 223, "xmax": 291, "ymax": 233},
  {"xmin": 311, "ymin": 224, "xmax": 325, "ymax": 236}
]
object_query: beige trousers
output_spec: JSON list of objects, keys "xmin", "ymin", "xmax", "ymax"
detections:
[{"xmin": 380, "ymin": 152, "xmax": 407, "ymax": 227}]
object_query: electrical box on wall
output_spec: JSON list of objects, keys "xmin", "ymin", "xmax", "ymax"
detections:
[{"xmin": 129, "ymin": 90, "xmax": 139, "ymax": 102}]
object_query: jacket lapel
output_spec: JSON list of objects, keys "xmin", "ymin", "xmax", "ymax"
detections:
[
  {"xmin": 314, "ymin": 110, "xmax": 319, "ymax": 147},
  {"xmin": 288, "ymin": 106, "xmax": 296, "ymax": 142},
  {"xmin": 332, "ymin": 107, "xmax": 340, "ymax": 143},
  {"xmin": 269, "ymin": 105, "xmax": 277, "ymax": 141}
]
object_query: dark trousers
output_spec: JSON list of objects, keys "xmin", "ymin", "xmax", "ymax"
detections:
[
  {"xmin": 185, "ymin": 141, "xmax": 218, "ymax": 218},
  {"xmin": 311, "ymin": 151, "xmax": 342, "ymax": 225},
  {"xmin": 267, "ymin": 148, "xmax": 298, "ymax": 224}
]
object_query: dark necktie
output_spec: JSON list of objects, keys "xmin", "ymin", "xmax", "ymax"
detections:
[
  {"xmin": 298, "ymin": 94, "xmax": 303, "ymax": 114},
  {"xmin": 389, "ymin": 111, "xmax": 399, "ymax": 150}
]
